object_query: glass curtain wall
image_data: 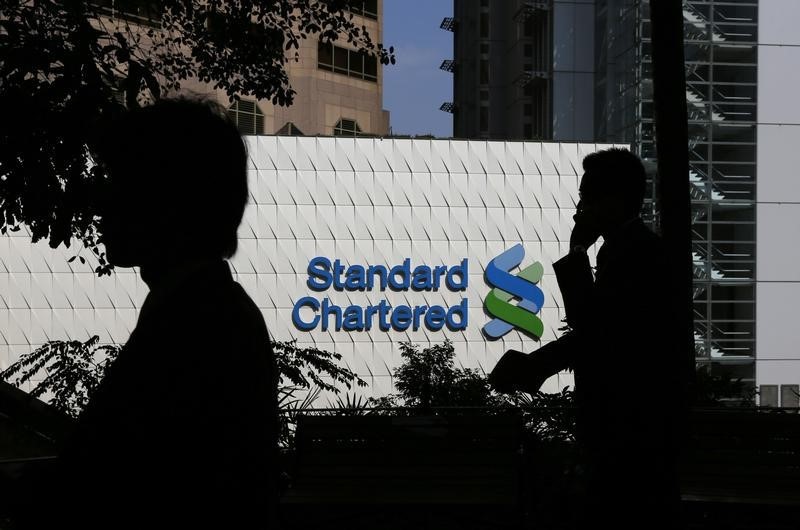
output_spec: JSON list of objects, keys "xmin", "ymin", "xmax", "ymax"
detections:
[{"xmin": 597, "ymin": 0, "xmax": 758, "ymax": 389}]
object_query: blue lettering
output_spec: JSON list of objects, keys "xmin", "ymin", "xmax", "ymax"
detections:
[
  {"xmin": 446, "ymin": 258, "xmax": 469, "ymax": 290},
  {"xmin": 345, "ymin": 265, "xmax": 366, "ymax": 290},
  {"xmin": 425, "ymin": 305, "xmax": 446, "ymax": 331},
  {"xmin": 367, "ymin": 264, "xmax": 388, "ymax": 291},
  {"xmin": 391, "ymin": 305, "xmax": 413, "ymax": 331},
  {"xmin": 388, "ymin": 258, "xmax": 411, "ymax": 290},
  {"xmin": 412, "ymin": 305, "xmax": 428, "ymax": 330},
  {"xmin": 364, "ymin": 303, "xmax": 379, "ymax": 330},
  {"xmin": 292, "ymin": 297, "xmax": 320, "ymax": 331},
  {"xmin": 301, "ymin": 258, "xmax": 472, "ymax": 334},
  {"xmin": 378, "ymin": 300, "xmax": 392, "ymax": 331},
  {"xmin": 446, "ymin": 299, "xmax": 469, "ymax": 331},
  {"xmin": 307, "ymin": 257, "xmax": 332, "ymax": 290},
  {"xmin": 342, "ymin": 305, "xmax": 364, "ymax": 331},
  {"xmin": 432, "ymin": 265, "xmax": 447, "ymax": 289},
  {"xmin": 320, "ymin": 297, "xmax": 342, "ymax": 331},
  {"xmin": 411, "ymin": 265, "xmax": 432, "ymax": 291},
  {"xmin": 332, "ymin": 259, "xmax": 347, "ymax": 290}
]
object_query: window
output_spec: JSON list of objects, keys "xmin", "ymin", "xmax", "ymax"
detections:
[
  {"xmin": 760, "ymin": 385, "xmax": 778, "ymax": 407},
  {"xmin": 480, "ymin": 43, "xmax": 489, "ymax": 54},
  {"xmin": 479, "ymin": 60, "xmax": 489, "ymax": 84},
  {"xmin": 524, "ymin": 104, "xmax": 532, "ymax": 116},
  {"xmin": 349, "ymin": 0, "xmax": 378, "ymax": 20},
  {"xmin": 480, "ymin": 90, "xmax": 489, "ymax": 101},
  {"xmin": 334, "ymin": 119, "xmax": 364, "ymax": 137},
  {"xmin": 228, "ymin": 100, "xmax": 264, "ymax": 135},
  {"xmin": 276, "ymin": 122, "xmax": 304, "ymax": 136},
  {"xmin": 480, "ymin": 13, "xmax": 489, "ymax": 38},
  {"xmin": 479, "ymin": 107, "xmax": 489, "ymax": 132},
  {"xmin": 318, "ymin": 41, "xmax": 378, "ymax": 82},
  {"xmin": 95, "ymin": 0, "xmax": 161, "ymax": 26},
  {"xmin": 781, "ymin": 385, "xmax": 799, "ymax": 408}
]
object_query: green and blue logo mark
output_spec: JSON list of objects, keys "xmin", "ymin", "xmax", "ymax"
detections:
[{"xmin": 483, "ymin": 244, "xmax": 545, "ymax": 340}]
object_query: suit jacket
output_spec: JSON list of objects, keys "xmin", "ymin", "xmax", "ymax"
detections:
[
  {"xmin": 550, "ymin": 219, "xmax": 685, "ymax": 475},
  {"xmin": 46, "ymin": 260, "xmax": 278, "ymax": 529}
]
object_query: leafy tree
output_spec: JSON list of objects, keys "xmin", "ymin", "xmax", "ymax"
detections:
[
  {"xmin": 273, "ymin": 338, "xmax": 366, "ymax": 394},
  {"xmin": 382, "ymin": 339, "xmax": 502, "ymax": 410},
  {"xmin": 0, "ymin": 336, "xmax": 121, "ymax": 418},
  {"xmin": 0, "ymin": 0, "xmax": 394, "ymax": 275},
  {"xmin": 370, "ymin": 339, "xmax": 577, "ymax": 443}
]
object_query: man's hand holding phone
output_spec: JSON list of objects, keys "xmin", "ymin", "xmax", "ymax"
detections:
[{"xmin": 570, "ymin": 203, "xmax": 601, "ymax": 252}]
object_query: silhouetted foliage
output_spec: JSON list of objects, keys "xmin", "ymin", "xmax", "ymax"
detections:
[
  {"xmin": 694, "ymin": 364, "xmax": 757, "ymax": 406},
  {"xmin": 273, "ymin": 338, "xmax": 367, "ymax": 447},
  {"xmin": 383, "ymin": 339, "xmax": 502, "ymax": 409},
  {"xmin": 366, "ymin": 339, "xmax": 576, "ymax": 442},
  {"xmin": 505, "ymin": 387, "xmax": 577, "ymax": 443},
  {"xmin": 0, "ymin": 0, "xmax": 394, "ymax": 275},
  {"xmin": 0, "ymin": 336, "xmax": 120, "ymax": 418},
  {"xmin": 325, "ymin": 392, "xmax": 372, "ymax": 415},
  {"xmin": 1, "ymin": 336, "xmax": 366, "ymax": 426},
  {"xmin": 273, "ymin": 338, "xmax": 366, "ymax": 394},
  {"xmin": 278, "ymin": 384, "xmax": 320, "ymax": 448}
]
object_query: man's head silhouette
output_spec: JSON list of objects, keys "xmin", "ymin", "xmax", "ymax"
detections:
[
  {"xmin": 93, "ymin": 98, "xmax": 248, "ymax": 271},
  {"xmin": 574, "ymin": 148, "xmax": 646, "ymax": 242}
]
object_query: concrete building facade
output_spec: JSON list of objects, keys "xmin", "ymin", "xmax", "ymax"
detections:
[
  {"xmin": 97, "ymin": 0, "xmax": 389, "ymax": 137},
  {"xmin": 447, "ymin": 0, "xmax": 595, "ymax": 142},
  {"xmin": 752, "ymin": 0, "xmax": 800, "ymax": 407}
]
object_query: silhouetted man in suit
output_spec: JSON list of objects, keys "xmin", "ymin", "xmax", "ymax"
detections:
[
  {"xmin": 19, "ymin": 99, "xmax": 278, "ymax": 529},
  {"xmin": 490, "ymin": 149, "xmax": 685, "ymax": 529}
]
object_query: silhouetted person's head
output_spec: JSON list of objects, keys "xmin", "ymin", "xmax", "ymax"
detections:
[
  {"xmin": 577, "ymin": 148, "xmax": 646, "ymax": 237},
  {"xmin": 93, "ymin": 98, "xmax": 248, "ymax": 269}
]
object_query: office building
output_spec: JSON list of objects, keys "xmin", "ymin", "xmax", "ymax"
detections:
[
  {"xmin": 445, "ymin": 0, "xmax": 594, "ymax": 141},
  {"xmin": 599, "ymin": 0, "xmax": 799, "ymax": 405},
  {"xmin": 96, "ymin": 0, "xmax": 389, "ymax": 136},
  {"xmin": 447, "ymin": 0, "xmax": 800, "ymax": 405}
]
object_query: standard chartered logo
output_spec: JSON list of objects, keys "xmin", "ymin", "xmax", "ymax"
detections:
[
  {"xmin": 483, "ymin": 244, "xmax": 545, "ymax": 340},
  {"xmin": 290, "ymin": 247, "xmax": 546, "ymax": 339}
]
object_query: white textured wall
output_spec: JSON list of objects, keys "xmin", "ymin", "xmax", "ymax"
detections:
[
  {"xmin": 756, "ymin": 0, "xmax": 800, "ymax": 390},
  {"xmin": 0, "ymin": 138, "xmax": 621, "ymax": 397}
]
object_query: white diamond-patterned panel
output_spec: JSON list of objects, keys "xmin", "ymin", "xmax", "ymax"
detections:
[{"xmin": 0, "ymin": 138, "xmax": 625, "ymax": 395}]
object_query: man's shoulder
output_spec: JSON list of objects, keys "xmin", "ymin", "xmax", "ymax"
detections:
[
  {"xmin": 158, "ymin": 264, "xmax": 259, "ymax": 316},
  {"xmin": 136, "ymin": 266, "xmax": 269, "ymax": 353},
  {"xmin": 184, "ymin": 279, "xmax": 268, "ymax": 336},
  {"xmin": 621, "ymin": 219, "xmax": 666, "ymax": 256},
  {"xmin": 596, "ymin": 221, "xmax": 667, "ymax": 283}
]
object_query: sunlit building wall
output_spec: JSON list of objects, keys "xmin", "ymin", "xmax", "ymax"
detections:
[
  {"xmin": 753, "ymin": 0, "xmax": 800, "ymax": 407},
  {"xmin": 0, "ymin": 138, "xmax": 620, "ymax": 397},
  {"xmin": 95, "ymin": 0, "xmax": 390, "ymax": 137}
]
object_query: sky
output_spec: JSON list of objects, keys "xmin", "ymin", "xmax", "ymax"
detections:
[{"xmin": 383, "ymin": 0, "xmax": 453, "ymax": 138}]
